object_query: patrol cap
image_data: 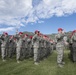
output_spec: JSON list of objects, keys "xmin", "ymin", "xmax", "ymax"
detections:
[
  {"xmin": 73, "ymin": 30, "xmax": 76, "ymax": 33},
  {"xmin": 29, "ymin": 36, "xmax": 33, "ymax": 39},
  {"xmin": 19, "ymin": 32, "xmax": 23, "ymax": 35},
  {"xmin": 35, "ymin": 30, "xmax": 40, "ymax": 33},
  {"xmin": 3, "ymin": 32, "xmax": 8, "ymax": 35},
  {"xmin": 58, "ymin": 28, "xmax": 63, "ymax": 31}
]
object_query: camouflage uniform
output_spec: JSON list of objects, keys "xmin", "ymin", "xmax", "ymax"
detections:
[
  {"xmin": 49, "ymin": 42, "xmax": 52, "ymax": 54},
  {"xmin": 38, "ymin": 35, "xmax": 42, "ymax": 60},
  {"xmin": 41, "ymin": 38, "xmax": 45, "ymax": 59},
  {"xmin": 22, "ymin": 35, "xmax": 29, "ymax": 59},
  {"xmin": 1, "ymin": 37, "xmax": 6, "ymax": 60},
  {"xmin": 28, "ymin": 37, "xmax": 33, "ymax": 57},
  {"xmin": 0, "ymin": 33, "xmax": 9, "ymax": 61},
  {"xmin": 15, "ymin": 33, "xmax": 23, "ymax": 63},
  {"xmin": 8, "ymin": 37, "xmax": 14, "ymax": 58},
  {"xmin": 32, "ymin": 33, "xmax": 40, "ymax": 64},
  {"xmin": 48, "ymin": 41, "xmax": 51, "ymax": 55},
  {"xmin": 50, "ymin": 41, "xmax": 54, "ymax": 54},
  {"xmin": 70, "ymin": 32, "xmax": 76, "ymax": 62},
  {"xmin": 46, "ymin": 41, "xmax": 49, "ymax": 57},
  {"xmin": 42, "ymin": 39, "xmax": 46, "ymax": 58},
  {"xmin": 44, "ymin": 40, "xmax": 47, "ymax": 58},
  {"xmin": 0, "ymin": 40, "xmax": 1, "ymax": 55},
  {"xmin": 55, "ymin": 32, "xmax": 65, "ymax": 65},
  {"xmin": 13, "ymin": 39, "xmax": 16, "ymax": 55}
]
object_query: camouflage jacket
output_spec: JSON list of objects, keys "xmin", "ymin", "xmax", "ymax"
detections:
[
  {"xmin": 70, "ymin": 33, "xmax": 76, "ymax": 43},
  {"xmin": 15, "ymin": 35, "xmax": 23, "ymax": 47},
  {"xmin": 32, "ymin": 34, "xmax": 40, "ymax": 48},
  {"xmin": 55, "ymin": 33, "xmax": 65, "ymax": 47},
  {"xmin": 0, "ymin": 35, "xmax": 9, "ymax": 48}
]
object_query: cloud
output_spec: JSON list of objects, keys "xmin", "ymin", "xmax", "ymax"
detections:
[
  {"xmin": 38, "ymin": 21, "xmax": 44, "ymax": 23},
  {"xmin": 26, "ymin": 0, "xmax": 76, "ymax": 23},
  {"xmin": 0, "ymin": 0, "xmax": 76, "ymax": 32},
  {"xmin": 34, "ymin": 0, "xmax": 76, "ymax": 18},
  {"xmin": 0, "ymin": 0, "xmax": 32, "ymax": 26},
  {"xmin": 0, "ymin": 27, "xmax": 15, "ymax": 32}
]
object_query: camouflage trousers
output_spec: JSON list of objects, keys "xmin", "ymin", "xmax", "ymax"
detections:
[
  {"xmin": 21, "ymin": 48, "xmax": 26, "ymax": 59},
  {"xmin": 51, "ymin": 45, "xmax": 53, "ymax": 54},
  {"xmin": 69, "ymin": 44, "xmax": 73, "ymax": 60},
  {"xmin": 8, "ymin": 47, "xmax": 13, "ymax": 58},
  {"xmin": 28, "ymin": 47, "xmax": 33, "ymax": 57},
  {"xmin": 72, "ymin": 42, "xmax": 76, "ymax": 62},
  {"xmin": 16, "ymin": 47, "xmax": 21, "ymax": 60},
  {"xmin": 38, "ymin": 47, "xmax": 42, "ymax": 60},
  {"xmin": 21, "ymin": 47, "xmax": 33, "ymax": 59},
  {"xmin": 56, "ymin": 47, "xmax": 64, "ymax": 64},
  {"xmin": 1, "ymin": 47, "xmax": 6, "ymax": 59},
  {"xmin": 34, "ymin": 47, "xmax": 39, "ymax": 62},
  {"xmin": 45, "ymin": 47, "xmax": 50, "ymax": 57}
]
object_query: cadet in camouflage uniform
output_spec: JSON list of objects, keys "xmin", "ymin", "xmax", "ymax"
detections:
[
  {"xmin": 55, "ymin": 28, "xmax": 66, "ymax": 67},
  {"xmin": 0, "ymin": 40, "xmax": 1, "ymax": 55},
  {"xmin": 68, "ymin": 31, "xmax": 74, "ymax": 60},
  {"xmin": 42, "ymin": 35, "xmax": 46, "ymax": 59},
  {"xmin": 50, "ymin": 40, "xmax": 54, "ymax": 54},
  {"xmin": 38, "ymin": 33, "xmax": 43, "ymax": 60},
  {"xmin": 0, "ymin": 32, "xmax": 8, "ymax": 61},
  {"xmin": 47, "ymin": 39, "xmax": 51, "ymax": 56},
  {"xmin": 28, "ymin": 36, "xmax": 33, "ymax": 57},
  {"xmin": 22, "ymin": 34, "xmax": 29, "ymax": 59},
  {"xmin": 46, "ymin": 37, "xmax": 50, "ymax": 57},
  {"xmin": 41, "ymin": 35, "xmax": 45, "ymax": 60},
  {"xmin": 70, "ymin": 30, "xmax": 76, "ymax": 62},
  {"xmin": 43, "ymin": 35, "xmax": 47, "ymax": 58},
  {"xmin": 32, "ymin": 30, "xmax": 40, "ymax": 65},
  {"xmin": 15, "ymin": 32, "xmax": 23, "ymax": 63},
  {"xmin": 8, "ymin": 35, "xmax": 14, "ymax": 58},
  {"xmin": 13, "ymin": 38, "xmax": 16, "ymax": 55}
]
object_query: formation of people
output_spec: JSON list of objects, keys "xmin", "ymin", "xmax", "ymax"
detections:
[
  {"xmin": 0, "ymin": 30, "xmax": 53, "ymax": 65},
  {"xmin": 0, "ymin": 28, "xmax": 76, "ymax": 67}
]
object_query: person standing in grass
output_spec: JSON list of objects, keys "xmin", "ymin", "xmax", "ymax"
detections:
[
  {"xmin": 70, "ymin": 30, "xmax": 76, "ymax": 62},
  {"xmin": 15, "ymin": 32, "xmax": 23, "ymax": 63},
  {"xmin": 32, "ymin": 30, "xmax": 40, "ymax": 65},
  {"xmin": 0, "ymin": 32, "xmax": 9, "ymax": 62},
  {"xmin": 55, "ymin": 28, "xmax": 67, "ymax": 68}
]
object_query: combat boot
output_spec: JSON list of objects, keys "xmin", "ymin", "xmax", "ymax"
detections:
[
  {"xmin": 58, "ymin": 64, "xmax": 64, "ymax": 68},
  {"xmin": 17, "ymin": 60, "xmax": 20, "ymax": 63},
  {"xmin": 61, "ymin": 62, "xmax": 65, "ymax": 65},
  {"xmin": 34, "ymin": 62, "xmax": 39, "ymax": 65},
  {"xmin": 3, "ymin": 59, "xmax": 6, "ymax": 62}
]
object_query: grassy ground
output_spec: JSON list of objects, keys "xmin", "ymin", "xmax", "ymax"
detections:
[{"xmin": 0, "ymin": 50, "xmax": 76, "ymax": 75}]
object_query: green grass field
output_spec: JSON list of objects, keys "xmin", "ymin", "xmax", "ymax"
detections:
[{"xmin": 0, "ymin": 50, "xmax": 76, "ymax": 75}]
